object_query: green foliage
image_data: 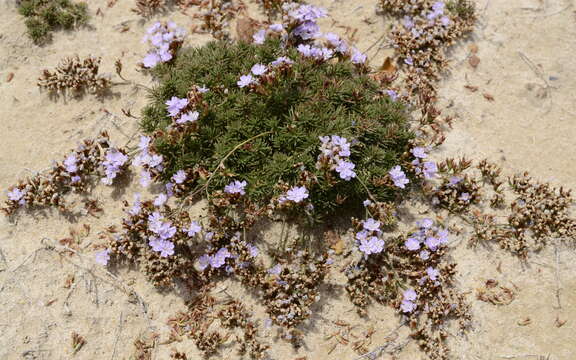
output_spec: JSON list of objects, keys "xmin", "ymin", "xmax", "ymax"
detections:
[
  {"xmin": 18, "ymin": 0, "xmax": 88, "ymax": 43},
  {"xmin": 142, "ymin": 39, "xmax": 413, "ymax": 219}
]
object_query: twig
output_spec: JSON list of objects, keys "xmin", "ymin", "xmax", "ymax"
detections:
[
  {"xmin": 352, "ymin": 321, "xmax": 407, "ymax": 359},
  {"xmin": 110, "ymin": 311, "xmax": 124, "ymax": 360},
  {"xmin": 553, "ymin": 245, "xmax": 562, "ymax": 309},
  {"xmin": 500, "ymin": 354, "xmax": 550, "ymax": 359}
]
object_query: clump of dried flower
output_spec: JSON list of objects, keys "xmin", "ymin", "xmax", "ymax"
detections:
[{"xmin": 38, "ymin": 55, "xmax": 111, "ymax": 98}]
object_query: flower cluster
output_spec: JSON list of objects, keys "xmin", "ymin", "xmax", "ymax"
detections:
[
  {"xmin": 284, "ymin": 3, "xmax": 327, "ymax": 41},
  {"xmin": 410, "ymin": 147, "xmax": 437, "ymax": 179},
  {"xmin": 278, "ymin": 186, "xmax": 309, "ymax": 205},
  {"xmin": 142, "ymin": 21, "xmax": 186, "ymax": 68},
  {"xmin": 2, "ymin": 132, "xmax": 125, "ymax": 216},
  {"xmin": 198, "ymin": 247, "xmax": 232, "ymax": 271},
  {"xmin": 400, "ymin": 288, "xmax": 417, "ymax": 313},
  {"xmin": 404, "ymin": 218, "xmax": 449, "ymax": 257},
  {"xmin": 132, "ymin": 136, "xmax": 164, "ymax": 187},
  {"xmin": 101, "ymin": 148, "xmax": 129, "ymax": 185},
  {"xmin": 389, "ymin": 165, "xmax": 409, "ymax": 189},
  {"xmin": 224, "ymin": 180, "xmax": 247, "ymax": 195},
  {"xmin": 316, "ymin": 135, "xmax": 356, "ymax": 181},
  {"xmin": 147, "ymin": 212, "xmax": 176, "ymax": 257},
  {"xmin": 238, "ymin": 63, "xmax": 269, "ymax": 88},
  {"xmin": 355, "ymin": 218, "xmax": 385, "ymax": 255}
]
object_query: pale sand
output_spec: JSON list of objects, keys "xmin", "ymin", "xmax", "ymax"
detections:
[{"xmin": 0, "ymin": 0, "xmax": 575, "ymax": 359}]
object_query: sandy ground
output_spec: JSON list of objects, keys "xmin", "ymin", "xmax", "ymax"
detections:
[{"xmin": 0, "ymin": 0, "xmax": 575, "ymax": 359}]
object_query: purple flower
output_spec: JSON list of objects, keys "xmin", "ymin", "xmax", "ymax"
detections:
[
  {"xmin": 425, "ymin": 236, "xmax": 440, "ymax": 251},
  {"xmin": 441, "ymin": 16, "xmax": 451, "ymax": 26},
  {"xmin": 419, "ymin": 249, "xmax": 430, "ymax": 260},
  {"xmin": 324, "ymin": 32, "xmax": 340, "ymax": 46},
  {"xmin": 297, "ymin": 44, "xmax": 313, "ymax": 57},
  {"xmin": 247, "ymin": 244, "xmax": 259, "ymax": 257},
  {"xmin": 101, "ymin": 149, "xmax": 128, "ymax": 185},
  {"xmin": 224, "ymin": 180, "xmax": 247, "ymax": 195},
  {"xmin": 401, "ymin": 299, "xmax": 417, "ymax": 313},
  {"xmin": 403, "ymin": 288, "xmax": 417, "ymax": 301},
  {"xmin": 271, "ymin": 56, "xmax": 294, "ymax": 67},
  {"xmin": 172, "ymin": 170, "xmax": 186, "ymax": 184},
  {"xmin": 417, "ymin": 218, "xmax": 434, "ymax": 229},
  {"xmin": 71, "ymin": 175, "xmax": 81, "ymax": 183},
  {"xmin": 437, "ymin": 229, "xmax": 449, "ymax": 244},
  {"xmin": 423, "ymin": 161, "xmax": 438, "ymax": 179},
  {"xmin": 268, "ymin": 264, "xmax": 282, "ymax": 275},
  {"xmin": 237, "ymin": 74, "xmax": 255, "ymax": 88},
  {"xmin": 335, "ymin": 160, "xmax": 356, "ymax": 181},
  {"xmin": 362, "ymin": 218, "xmax": 381, "ymax": 233},
  {"xmin": 285, "ymin": 186, "xmax": 309, "ymax": 203},
  {"xmin": 64, "ymin": 154, "xmax": 78, "ymax": 173},
  {"xmin": 289, "ymin": 4, "xmax": 327, "ymax": 21},
  {"xmin": 404, "ymin": 56, "xmax": 414, "ymax": 66},
  {"xmin": 251, "ymin": 63, "xmax": 268, "ymax": 76},
  {"xmin": 448, "ymin": 176, "xmax": 462, "ymax": 186},
  {"xmin": 139, "ymin": 136, "xmax": 151, "ymax": 151},
  {"xmin": 403, "ymin": 16, "xmax": 414, "ymax": 29},
  {"xmin": 405, "ymin": 237, "xmax": 421, "ymax": 251},
  {"xmin": 128, "ymin": 193, "xmax": 142, "ymax": 216},
  {"xmin": 154, "ymin": 193, "xmax": 168, "ymax": 207},
  {"xmin": 427, "ymin": 267, "xmax": 440, "ymax": 281},
  {"xmin": 253, "ymin": 29, "xmax": 266, "ymax": 44},
  {"xmin": 386, "ymin": 89, "xmax": 398, "ymax": 101},
  {"xmin": 143, "ymin": 52, "xmax": 161, "ymax": 68},
  {"xmin": 197, "ymin": 254, "xmax": 210, "ymax": 271},
  {"xmin": 176, "ymin": 111, "xmax": 199, "ymax": 124},
  {"xmin": 351, "ymin": 48, "xmax": 367, "ymax": 64},
  {"xmin": 411, "ymin": 147, "xmax": 427, "ymax": 159},
  {"xmin": 210, "ymin": 248, "xmax": 231, "ymax": 268},
  {"xmin": 358, "ymin": 236, "xmax": 385, "ymax": 255},
  {"xmin": 363, "ymin": 199, "xmax": 373, "ymax": 207},
  {"xmin": 165, "ymin": 96, "xmax": 189, "ymax": 117},
  {"xmin": 389, "ymin": 165, "xmax": 409, "ymax": 189},
  {"xmin": 269, "ymin": 23, "xmax": 284, "ymax": 32},
  {"xmin": 95, "ymin": 249, "xmax": 110, "ymax": 266},
  {"xmin": 187, "ymin": 221, "xmax": 202, "ymax": 237},
  {"xmin": 293, "ymin": 21, "xmax": 320, "ymax": 40},
  {"xmin": 459, "ymin": 192, "xmax": 471, "ymax": 202},
  {"xmin": 196, "ymin": 85, "xmax": 209, "ymax": 93},
  {"xmin": 7, "ymin": 188, "xmax": 25, "ymax": 202},
  {"xmin": 139, "ymin": 170, "xmax": 152, "ymax": 187},
  {"xmin": 149, "ymin": 238, "xmax": 175, "ymax": 257}
]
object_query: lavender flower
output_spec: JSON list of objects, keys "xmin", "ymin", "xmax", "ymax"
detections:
[
  {"xmin": 269, "ymin": 23, "xmax": 284, "ymax": 32},
  {"xmin": 351, "ymin": 48, "xmax": 367, "ymax": 64},
  {"xmin": 405, "ymin": 236, "xmax": 421, "ymax": 251},
  {"xmin": 358, "ymin": 236, "xmax": 385, "ymax": 255},
  {"xmin": 101, "ymin": 149, "xmax": 128, "ymax": 185},
  {"xmin": 142, "ymin": 22, "xmax": 185, "ymax": 68},
  {"xmin": 363, "ymin": 199, "xmax": 373, "ymax": 207},
  {"xmin": 95, "ymin": 249, "xmax": 110, "ymax": 266},
  {"xmin": 401, "ymin": 299, "xmax": 417, "ymax": 313},
  {"xmin": 224, "ymin": 180, "xmax": 247, "ymax": 195},
  {"xmin": 253, "ymin": 29, "xmax": 266, "ymax": 44},
  {"xmin": 362, "ymin": 218, "xmax": 381, "ymax": 233},
  {"xmin": 297, "ymin": 44, "xmax": 313, "ymax": 57},
  {"xmin": 165, "ymin": 96, "xmax": 189, "ymax": 117},
  {"xmin": 154, "ymin": 193, "xmax": 168, "ymax": 207},
  {"xmin": 268, "ymin": 264, "xmax": 282, "ymax": 275},
  {"xmin": 404, "ymin": 56, "xmax": 414, "ymax": 66},
  {"xmin": 403, "ymin": 16, "xmax": 414, "ymax": 29},
  {"xmin": 210, "ymin": 248, "xmax": 231, "ymax": 268},
  {"xmin": 426, "ymin": 267, "xmax": 440, "ymax": 281},
  {"xmin": 459, "ymin": 192, "xmax": 471, "ymax": 202},
  {"xmin": 423, "ymin": 161, "xmax": 438, "ymax": 179},
  {"xmin": 186, "ymin": 221, "xmax": 202, "ymax": 237},
  {"xmin": 251, "ymin": 63, "xmax": 267, "ymax": 76},
  {"xmin": 7, "ymin": 188, "xmax": 26, "ymax": 203},
  {"xmin": 448, "ymin": 176, "xmax": 462, "ymax": 186},
  {"xmin": 386, "ymin": 89, "xmax": 398, "ymax": 101},
  {"xmin": 271, "ymin": 56, "xmax": 294, "ymax": 67},
  {"xmin": 285, "ymin": 186, "xmax": 309, "ymax": 203},
  {"xmin": 292, "ymin": 21, "xmax": 320, "ymax": 40},
  {"xmin": 247, "ymin": 244, "xmax": 259, "ymax": 257},
  {"xmin": 404, "ymin": 288, "xmax": 417, "ymax": 301},
  {"xmin": 139, "ymin": 169, "xmax": 151, "ymax": 187},
  {"xmin": 389, "ymin": 165, "xmax": 409, "ymax": 189},
  {"xmin": 237, "ymin": 74, "xmax": 255, "ymax": 88},
  {"xmin": 64, "ymin": 154, "xmax": 78, "ymax": 173},
  {"xmin": 128, "ymin": 193, "xmax": 142, "ymax": 216},
  {"xmin": 149, "ymin": 238, "xmax": 175, "ymax": 257},
  {"xmin": 172, "ymin": 170, "xmax": 186, "ymax": 184},
  {"xmin": 143, "ymin": 52, "xmax": 161, "ymax": 68},
  {"xmin": 411, "ymin": 147, "xmax": 428, "ymax": 159},
  {"xmin": 335, "ymin": 160, "xmax": 356, "ymax": 180},
  {"xmin": 419, "ymin": 249, "xmax": 430, "ymax": 260},
  {"xmin": 197, "ymin": 254, "xmax": 210, "ymax": 271},
  {"xmin": 176, "ymin": 111, "xmax": 199, "ymax": 124},
  {"xmin": 289, "ymin": 4, "xmax": 327, "ymax": 21}
]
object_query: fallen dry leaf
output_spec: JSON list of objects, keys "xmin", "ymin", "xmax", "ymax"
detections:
[
  {"xmin": 236, "ymin": 16, "xmax": 257, "ymax": 43},
  {"xmin": 469, "ymin": 43, "xmax": 479, "ymax": 54},
  {"xmin": 380, "ymin": 56, "xmax": 397, "ymax": 74},
  {"xmin": 6, "ymin": 72, "xmax": 14, "ymax": 82},
  {"xmin": 464, "ymin": 84, "xmax": 478, "ymax": 92},
  {"xmin": 483, "ymin": 93, "xmax": 495, "ymax": 101},
  {"xmin": 469, "ymin": 55, "xmax": 480, "ymax": 68},
  {"xmin": 517, "ymin": 317, "xmax": 531, "ymax": 326},
  {"xmin": 555, "ymin": 316, "xmax": 567, "ymax": 328}
]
